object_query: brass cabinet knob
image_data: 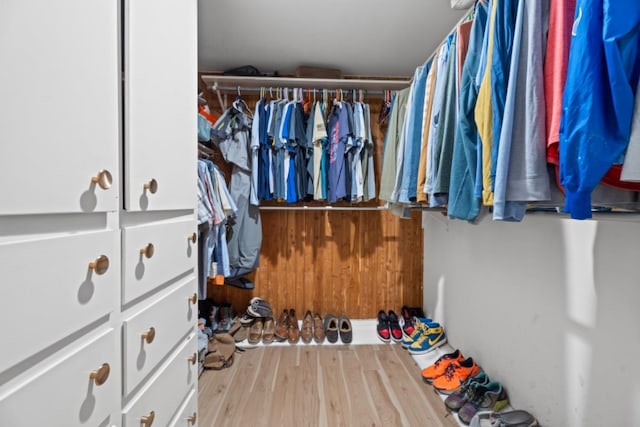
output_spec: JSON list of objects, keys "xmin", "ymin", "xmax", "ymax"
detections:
[
  {"xmin": 89, "ymin": 363, "xmax": 110, "ymax": 386},
  {"xmin": 88, "ymin": 255, "xmax": 110, "ymax": 275},
  {"xmin": 188, "ymin": 293, "xmax": 197, "ymax": 305},
  {"xmin": 143, "ymin": 178, "xmax": 158, "ymax": 194},
  {"xmin": 187, "ymin": 412, "xmax": 197, "ymax": 425},
  {"xmin": 139, "ymin": 243, "xmax": 155, "ymax": 258},
  {"xmin": 187, "ymin": 353, "xmax": 197, "ymax": 365},
  {"xmin": 140, "ymin": 411, "xmax": 155, "ymax": 426},
  {"xmin": 91, "ymin": 169, "xmax": 112, "ymax": 190},
  {"xmin": 141, "ymin": 327, "xmax": 156, "ymax": 344},
  {"xmin": 188, "ymin": 232, "xmax": 197, "ymax": 243}
]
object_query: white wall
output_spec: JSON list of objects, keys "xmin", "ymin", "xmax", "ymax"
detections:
[{"xmin": 422, "ymin": 212, "xmax": 640, "ymax": 427}]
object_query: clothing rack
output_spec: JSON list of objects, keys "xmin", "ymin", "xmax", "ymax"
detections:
[{"xmin": 201, "ymin": 75, "xmax": 410, "ymax": 91}]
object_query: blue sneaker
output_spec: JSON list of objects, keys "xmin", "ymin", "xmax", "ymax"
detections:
[
  {"xmin": 407, "ymin": 322, "xmax": 447, "ymax": 355},
  {"xmin": 400, "ymin": 317, "xmax": 432, "ymax": 348}
]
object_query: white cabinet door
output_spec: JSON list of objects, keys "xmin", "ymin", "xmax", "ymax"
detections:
[
  {"xmin": 0, "ymin": 0, "xmax": 119, "ymax": 215},
  {"xmin": 123, "ymin": 0, "xmax": 197, "ymax": 211}
]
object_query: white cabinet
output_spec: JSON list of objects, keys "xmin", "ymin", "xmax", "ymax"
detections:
[
  {"xmin": 0, "ymin": 0, "xmax": 120, "ymax": 215},
  {"xmin": 0, "ymin": 0, "xmax": 198, "ymax": 425},
  {"xmin": 123, "ymin": 0, "xmax": 198, "ymax": 211}
]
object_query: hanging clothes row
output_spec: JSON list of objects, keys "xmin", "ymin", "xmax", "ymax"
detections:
[
  {"xmin": 252, "ymin": 89, "xmax": 377, "ymax": 204},
  {"xmin": 380, "ymin": 0, "xmax": 640, "ymax": 221}
]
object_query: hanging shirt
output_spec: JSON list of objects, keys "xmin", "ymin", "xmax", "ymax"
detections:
[
  {"xmin": 327, "ymin": 103, "xmax": 349, "ymax": 203},
  {"xmin": 474, "ymin": 0, "xmax": 499, "ymax": 205},
  {"xmin": 379, "ymin": 89, "xmax": 409, "ymax": 202},
  {"xmin": 544, "ymin": 0, "xmax": 577, "ymax": 165},
  {"xmin": 621, "ymin": 79, "xmax": 640, "ymax": 181},
  {"xmin": 448, "ymin": 0, "xmax": 489, "ymax": 221},
  {"xmin": 493, "ymin": 0, "xmax": 551, "ymax": 222},
  {"xmin": 250, "ymin": 99, "xmax": 262, "ymax": 206},
  {"xmin": 416, "ymin": 58, "xmax": 439, "ymax": 204},
  {"xmin": 560, "ymin": 0, "xmax": 640, "ymax": 219},
  {"xmin": 363, "ymin": 103, "xmax": 376, "ymax": 201},
  {"xmin": 312, "ymin": 102, "xmax": 328, "ymax": 200}
]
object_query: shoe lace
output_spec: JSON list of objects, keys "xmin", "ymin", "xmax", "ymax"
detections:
[{"xmin": 442, "ymin": 362, "xmax": 459, "ymax": 381}]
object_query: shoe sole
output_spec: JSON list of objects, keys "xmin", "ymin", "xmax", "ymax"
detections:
[
  {"xmin": 407, "ymin": 337, "xmax": 448, "ymax": 355},
  {"xmin": 377, "ymin": 334, "xmax": 391, "ymax": 343}
]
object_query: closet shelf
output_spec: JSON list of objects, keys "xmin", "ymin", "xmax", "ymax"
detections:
[{"xmin": 200, "ymin": 74, "xmax": 410, "ymax": 91}]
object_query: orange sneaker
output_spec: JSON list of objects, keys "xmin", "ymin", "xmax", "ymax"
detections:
[
  {"xmin": 421, "ymin": 349, "xmax": 465, "ymax": 383},
  {"xmin": 432, "ymin": 357, "xmax": 481, "ymax": 394}
]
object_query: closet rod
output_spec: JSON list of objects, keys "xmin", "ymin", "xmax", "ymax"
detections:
[
  {"xmin": 201, "ymin": 74, "xmax": 410, "ymax": 91},
  {"xmin": 211, "ymin": 84, "xmax": 389, "ymax": 96}
]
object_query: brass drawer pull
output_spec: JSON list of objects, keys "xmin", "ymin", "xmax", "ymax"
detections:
[
  {"xmin": 89, "ymin": 363, "xmax": 110, "ymax": 386},
  {"xmin": 143, "ymin": 178, "xmax": 158, "ymax": 194},
  {"xmin": 188, "ymin": 352, "xmax": 197, "ymax": 365},
  {"xmin": 188, "ymin": 293, "xmax": 197, "ymax": 305},
  {"xmin": 91, "ymin": 169, "xmax": 112, "ymax": 190},
  {"xmin": 88, "ymin": 255, "xmax": 110, "ymax": 275},
  {"xmin": 141, "ymin": 327, "xmax": 156, "ymax": 344},
  {"xmin": 139, "ymin": 243, "xmax": 155, "ymax": 258},
  {"xmin": 187, "ymin": 412, "xmax": 197, "ymax": 425},
  {"xmin": 140, "ymin": 410, "xmax": 155, "ymax": 426}
]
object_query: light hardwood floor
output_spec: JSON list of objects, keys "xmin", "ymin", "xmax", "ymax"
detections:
[{"xmin": 198, "ymin": 344, "xmax": 458, "ymax": 427}]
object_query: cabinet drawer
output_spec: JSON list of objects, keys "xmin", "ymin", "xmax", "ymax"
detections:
[
  {"xmin": 122, "ymin": 218, "xmax": 196, "ymax": 304},
  {"xmin": 0, "ymin": 328, "xmax": 119, "ymax": 427},
  {"xmin": 123, "ymin": 333, "xmax": 197, "ymax": 427},
  {"xmin": 169, "ymin": 389, "xmax": 197, "ymax": 427},
  {"xmin": 0, "ymin": 230, "xmax": 119, "ymax": 374},
  {"xmin": 123, "ymin": 278, "xmax": 197, "ymax": 394}
]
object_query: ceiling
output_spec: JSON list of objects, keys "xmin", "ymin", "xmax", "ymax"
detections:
[{"xmin": 198, "ymin": 0, "xmax": 469, "ymax": 78}]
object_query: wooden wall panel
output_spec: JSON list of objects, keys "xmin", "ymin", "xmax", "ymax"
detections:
[{"xmin": 201, "ymin": 81, "xmax": 423, "ymax": 319}]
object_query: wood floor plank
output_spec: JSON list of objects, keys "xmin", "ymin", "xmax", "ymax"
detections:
[
  {"xmin": 340, "ymin": 348, "xmax": 382, "ymax": 426},
  {"xmin": 362, "ymin": 369, "xmax": 405, "ymax": 426}
]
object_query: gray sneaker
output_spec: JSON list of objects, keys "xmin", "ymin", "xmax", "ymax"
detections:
[
  {"xmin": 444, "ymin": 371, "xmax": 490, "ymax": 411},
  {"xmin": 247, "ymin": 298, "xmax": 273, "ymax": 318},
  {"xmin": 470, "ymin": 410, "xmax": 539, "ymax": 427}
]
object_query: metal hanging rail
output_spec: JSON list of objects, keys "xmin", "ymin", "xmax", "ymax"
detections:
[{"xmin": 200, "ymin": 74, "xmax": 410, "ymax": 91}]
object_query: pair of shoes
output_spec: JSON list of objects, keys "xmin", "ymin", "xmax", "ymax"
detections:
[
  {"xmin": 246, "ymin": 317, "xmax": 276, "ymax": 344},
  {"xmin": 444, "ymin": 371, "xmax": 490, "ymax": 411},
  {"xmin": 457, "ymin": 381, "xmax": 509, "ymax": 424},
  {"xmin": 376, "ymin": 310, "xmax": 402, "ymax": 343},
  {"xmin": 422, "ymin": 349, "xmax": 465, "ymax": 383},
  {"xmin": 300, "ymin": 311, "xmax": 326, "ymax": 344},
  {"xmin": 470, "ymin": 410, "xmax": 539, "ymax": 427},
  {"xmin": 406, "ymin": 321, "xmax": 447, "ymax": 355},
  {"xmin": 399, "ymin": 305, "xmax": 425, "ymax": 337},
  {"xmin": 323, "ymin": 314, "xmax": 352, "ymax": 343},
  {"xmin": 274, "ymin": 309, "xmax": 301, "ymax": 344},
  {"xmin": 432, "ymin": 357, "xmax": 482, "ymax": 394}
]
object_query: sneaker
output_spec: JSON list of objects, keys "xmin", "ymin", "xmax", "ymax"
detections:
[
  {"xmin": 274, "ymin": 309, "xmax": 289, "ymax": 341},
  {"xmin": 409, "ymin": 306, "xmax": 426, "ymax": 318},
  {"xmin": 376, "ymin": 310, "xmax": 391, "ymax": 343},
  {"xmin": 421, "ymin": 349, "xmax": 465, "ymax": 383},
  {"xmin": 387, "ymin": 310, "xmax": 403, "ymax": 342},
  {"xmin": 400, "ymin": 317, "xmax": 432, "ymax": 348},
  {"xmin": 407, "ymin": 322, "xmax": 447, "ymax": 355},
  {"xmin": 470, "ymin": 410, "xmax": 539, "ymax": 427},
  {"xmin": 399, "ymin": 306, "xmax": 415, "ymax": 337},
  {"xmin": 432, "ymin": 357, "xmax": 481, "ymax": 394},
  {"xmin": 444, "ymin": 371, "xmax": 490, "ymax": 411},
  {"xmin": 247, "ymin": 298, "xmax": 273, "ymax": 318},
  {"xmin": 458, "ymin": 381, "xmax": 509, "ymax": 425}
]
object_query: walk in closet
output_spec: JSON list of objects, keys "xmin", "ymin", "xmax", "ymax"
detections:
[{"xmin": 2, "ymin": 0, "xmax": 640, "ymax": 426}]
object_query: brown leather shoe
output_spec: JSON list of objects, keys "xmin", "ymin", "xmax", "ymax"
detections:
[
  {"xmin": 313, "ymin": 313, "xmax": 325, "ymax": 343},
  {"xmin": 288, "ymin": 309, "xmax": 300, "ymax": 344},
  {"xmin": 301, "ymin": 310, "xmax": 313, "ymax": 344},
  {"xmin": 262, "ymin": 317, "xmax": 275, "ymax": 344},
  {"xmin": 275, "ymin": 309, "xmax": 289, "ymax": 342},
  {"xmin": 248, "ymin": 319, "xmax": 263, "ymax": 344}
]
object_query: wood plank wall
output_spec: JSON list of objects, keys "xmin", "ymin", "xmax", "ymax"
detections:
[{"xmin": 199, "ymin": 78, "xmax": 423, "ymax": 319}]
